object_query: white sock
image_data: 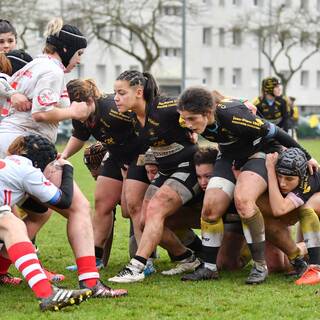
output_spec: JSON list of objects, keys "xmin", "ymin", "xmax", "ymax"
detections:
[{"xmin": 204, "ymin": 262, "xmax": 217, "ymax": 271}]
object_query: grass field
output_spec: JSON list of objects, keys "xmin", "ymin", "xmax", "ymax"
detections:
[{"xmin": 1, "ymin": 140, "xmax": 320, "ymax": 320}]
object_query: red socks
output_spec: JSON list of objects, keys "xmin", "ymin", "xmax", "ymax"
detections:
[
  {"xmin": 76, "ymin": 256, "xmax": 99, "ymax": 288},
  {"xmin": 0, "ymin": 254, "xmax": 12, "ymax": 274},
  {"xmin": 7, "ymin": 241, "xmax": 52, "ymax": 298}
]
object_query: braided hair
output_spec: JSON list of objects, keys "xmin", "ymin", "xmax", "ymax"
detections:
[
  {"xmin": 7, "ymin": 135, "xmax": 57, "ymax": 171},
  {"xmin": 116, "ymin": 70, "xmax": 159, "ymax": 105}
]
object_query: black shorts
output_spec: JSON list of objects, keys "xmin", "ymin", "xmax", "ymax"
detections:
[
  {"xmin": 127, "ymin": 161, "xmax": 150, "ymax": 184},
  {"xmin": 151, "ymin": 160, "xmax": 199, "ymax": 204},
  {"xmin": 20, "ymin": 197, "xmax": 48, "ymax": 214},
  {"xmin": 241, "ymin": 158, "xmax": 267, "ymax": 183},
  {"xmin": 214, "ymin": 155, "xmax": 267, "ymax": 183},
  {"xmin": 212, "ymin": 156, "xmax": 236, "ymax": 183},
  {"xmin": 99, "ymin": 154, "xmax": 123, "ymax": 181}
]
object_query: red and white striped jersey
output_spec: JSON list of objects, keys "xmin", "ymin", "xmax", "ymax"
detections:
[
  {"xmin": 0, "ymin": 54, "xmax": 70, "ymax": 143},
  {"xmin": 0, "ymin": 155, "xmax": 59, "ymax": 207}
]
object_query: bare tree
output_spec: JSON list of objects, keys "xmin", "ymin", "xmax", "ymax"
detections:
[
  {"xmin": 0, "ymin": 0, "xmax": 43, "ymax": 49},
  {"xmin": 65, "ymin": 0, "xmax": 187, "ymax": 72},
  {"xmin": 235, "ymin": 3, "xmax": 320, "ymax": 94}
]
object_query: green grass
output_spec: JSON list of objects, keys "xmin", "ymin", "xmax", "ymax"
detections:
[{"xmin": 1, "ymin": 139, "xmax": 320, "ymax": 319}]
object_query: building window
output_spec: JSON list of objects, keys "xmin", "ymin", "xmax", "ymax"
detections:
[
  {"xmin": 161, "ymin": 47, "xmax": 181, "ymax": 57},
  {"xmin": 232, "ymin": 0, "xmax": 241, "ymax": 5},
  {"xmin": 300, "ymin": 0, "xmax": 308, "ymax": 10},
  {"xmin": 202, "ymin": 27, "xmax": 212, "ymax": 46},
  {"xmin": 253, "ymin": 0, "xmax": 263, "ymax": 6},
  {"xmin": 76, "ymin": 64, "xmax": 84, "ymax": 78},
  {"xmin": 219, "ymin": 67, "xmax": 225, "ymax": 86},
  {"xmin": 285, "ymin": 0, "xmax": 291, "ymax": 6},
  {"xmin": 202, "ymin": 67, "xmax": 212, "ymax": 86},
  {"xmin": 232, "ymin": 68, "xmax": 242, "ymax": 86},
  {"xmin": 252, "ymin": 68, "xmax": 263, "ymax": 87},
  {"xmin": 115, "ymin": 65, "xmax": 122, "ymax": 77},
  {"xmin": 219, "ymin": 28, "xmax": 225, "ymax": 47},
  {"xmin": 96, "ymin": 64, "xmax": 106, "ymax": 86},
  {"xmin": 317, "ymin": 71, "xmax": 320, "ymax": 88},
  {"xmin": 162, "ymin": 5, "xmax": 182, "ymax": 16},
  {"xmin": 300, "ymin": 32, "xmax": 310, "ymax": 47},
  {"xmin": 232, "ymin": 29, "xmax": 242, "ymax": 46},
  {"xmin": 300, "ymin": 70, "xmax": 309, "ymax": 87}
]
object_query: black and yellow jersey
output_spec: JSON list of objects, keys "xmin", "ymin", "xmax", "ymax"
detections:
[
  {"xmin": 252, "ymin": 96, "xmax": 290, "ymax": 131},
  {"xmin": 286, "ymin": 172, "xmax": 320, "ymax": 206},
  {"xmin": 72, "ymin": 94, "xmax": 145, "ymax": 164},
  {"xmin": 200, "ymin": 99, "xmax": 277, "ymax": 160},
  {"xmin": 130, "ymin": 96, "xmax": 197, "ymax": 171}
]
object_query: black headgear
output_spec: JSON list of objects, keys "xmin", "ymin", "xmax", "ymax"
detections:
[
  {"xmin": 46, "ymin": 24, "xmax": 87, "ymax": 67},
  {"xmin": 22, "ymin": 135, "xmax": 57, "ymax": 171},
  {"xmin": 262, "ymin": 77, "xmax": 280, "ymax": 96},
  {"xmin": 276, "ymin": 148, "xmax": 308, "ymax": 180},
  {"xmin": 6, "ymin": 49, "xmax": 33, "ymax": 74}
]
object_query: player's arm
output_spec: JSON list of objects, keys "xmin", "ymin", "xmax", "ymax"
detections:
[
  {"xmin": 23, "ymin": 160, "xmax": 74, "ymax": 209},
  {"xmin": 31, "ymin": 72, "xmax": 92, "ymax": 123},
  {"xmin": 61, "ymin": 136, "xmax": 85, "ymax": 160},
  {"xmin": 266, "ymin": 153, "xmax": 300, "ymax": 216},
  {"xmin": 61, "ymin": 119, "xmax": 91, "ymax": 159},
  {"xmin": 46, "ymin": 163, "xmax": 74, "ymax": 209},
  {"xmin": 0, "ymin": 77, "xmax": 31, "ymax": 111},
  {"xmin": 263, "ymin": 123, "xmax": 319, "ymax": 173}
]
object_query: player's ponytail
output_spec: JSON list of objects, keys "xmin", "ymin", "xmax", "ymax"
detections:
[{"xmin": 117, "ymin": 70, "xmax": 160, "ymax": 105}]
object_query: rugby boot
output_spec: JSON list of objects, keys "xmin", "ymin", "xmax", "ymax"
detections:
[
  {"xmin": 162, "ymin": 254, "xmax": 201, "ymax": 275},
  {"xmin": 296, "ymin": 265, "xmax": 320, "ymax": 285},
  {"xmin": 0, "ymin": 273, "xmax": 22, "ymax": 286},
  {"xmin": 108, "ymin": 261, "xmax": 145, "ymax": 283},
  {"xmin": 43, "ymin": 268, "xmax": 65, "ymax": 283},
  {"xmin": 80, "ymin": 280, "xmax": 128, "ymax": 297},
  {"xmin": 245, "ymin": 263, "xmax": 268, "ymax": 284},
  {"xmin": 39, "ymin": 286, "xmax": 92, "ymax": 311},
  {"xmin": 181, "ymin": 263, "xmax": 219, "ymax": 281},
  {"xmin": 290, "ymin": 256, "xmax": 308, "ymax": 277}
]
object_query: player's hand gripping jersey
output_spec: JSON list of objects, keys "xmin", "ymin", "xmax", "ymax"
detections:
[
  {"xmin": 0, "ymin": 55, "xmax": 69, "ymax": 142},
  {"xmin": 130, "ymin": 96, "xmax": 197, "ymax": 171}
]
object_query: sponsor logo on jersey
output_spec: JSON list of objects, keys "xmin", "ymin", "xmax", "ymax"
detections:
[{"xmin": 37, "ymin": 88, "xmax": 57, "ymax": 107}]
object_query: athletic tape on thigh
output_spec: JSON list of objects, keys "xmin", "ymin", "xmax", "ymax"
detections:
[
  {"xmin": 164, "ymin": 178, "xmax": 193, "ymax": 204},
  {"xmin": 206, "ymin": 177, "xmax": 235, "ymax": 199},
  {"xmin": 248, "ymin": 152, "xmax": 266, "ymax": 160},
  {"xmin": 0, "ymin": 205, "xmax": 12, "ymax": 217},
  {"xmin": 144, "ymin": 184, "xmax": 159, "ymax": 200}
]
